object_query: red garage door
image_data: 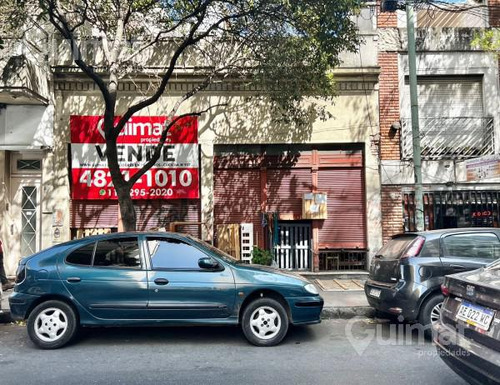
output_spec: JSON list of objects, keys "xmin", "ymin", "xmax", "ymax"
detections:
[
  {"xmin": 71, "ymin": 201, "xmax": 118, "ymax": 229},
  {"xmin": 317, "ymin": 168, "xmax": 366, "ymax": 249},
  {"xmin": 266, "ymin": 168, "xmax": 312, "ymax": 218},
  {"xmin": 135, "ymin": 200, "xmax": 201, "ymax": 237},
  {"xmin": 71, "ymin": 200, "xmax": 201, "ymax": 238},
  {"xmin": 213, "ymin": 168, "xmax": 262, "ymax": 242}
]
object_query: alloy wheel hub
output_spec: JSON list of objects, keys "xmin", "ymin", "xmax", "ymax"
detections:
[
  {"xmin": 34, "ymin": 308, "xmax": 68, "ymax": 342},
  {"xmin": 250, "ymin": 306, "xmax": 281, "ymax": 340}
]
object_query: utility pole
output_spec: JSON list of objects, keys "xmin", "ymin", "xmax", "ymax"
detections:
[
  {"xmin": 381, "ymin": 0, "xmax": 424, "ymax": 231},
  {"xmin": 406, "ymin": 2, "xmax": 424, "ymax": 231}
]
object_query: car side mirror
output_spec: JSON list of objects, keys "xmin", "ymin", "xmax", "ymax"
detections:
[{"xmin": 198, "ymin": 257, "xmax": 221, "ymax": 270}]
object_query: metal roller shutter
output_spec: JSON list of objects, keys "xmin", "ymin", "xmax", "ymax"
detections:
[
  {"xmin": 403, "ymin": 75, "xmax": 483, "ymax": 118},
  {"xmin": 71, "ymin": 200, "xmax": 118, "ymax": 228},
  {"xmin": 266, "ymin": 168, "xmax": 312, "ymax": 217},
  {"xmin": 213, "ymin": 169, "xmax": 261, "ymax": 241},
  {"xmin": 317, "ymin": 168, "xmax": 366, "ymax": 249},
  {"xmin": 135, "ymin": 200, "xmax": 201, "ymax": 237}
]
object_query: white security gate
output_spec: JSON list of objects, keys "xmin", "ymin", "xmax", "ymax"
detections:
[
  {"xmin": 240, "ymin": 223, "xmax": 254, "ymax": 263},
  {"xmin": 274, "ymin": 222, "xmax": 311, "ymax": 270}
]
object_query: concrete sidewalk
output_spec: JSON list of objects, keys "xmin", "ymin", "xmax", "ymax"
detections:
[
  {"xmin": 0, "ymin": 287, "xmax": 373, "ymax": 323},
  {"xmin": 319, "ymin": 289, "xmax": 374, "ymax": 319}
]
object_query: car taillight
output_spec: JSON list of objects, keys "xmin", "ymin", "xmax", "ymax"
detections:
[
  {"xmin": 441, "ymin": 284, "xmax": 450, "ymax": 297},
  {"xmin": 401, "ymin": 236, "xmax": 425, "ymax": 259},
  {"xmin": 15, "ymin": 264, "xmax": 26, "ymax": 284}
]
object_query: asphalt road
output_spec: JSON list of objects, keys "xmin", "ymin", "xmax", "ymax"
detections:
[{"xmin": 0, "ymin": 319, "xmax": 467, "ymax": 385}]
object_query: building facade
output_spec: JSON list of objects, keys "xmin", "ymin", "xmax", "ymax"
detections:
[
  {"xmin": 0, "ymin": 5, "xmax": 383, "ymax": 274},
  {"xmin": 379, "ymin": 1, "xmax": 500, "ymax": 242}
]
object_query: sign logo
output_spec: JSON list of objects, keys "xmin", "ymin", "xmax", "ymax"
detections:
[
  {"xmin": 466, "ymin": 285, "xmax": 475, "ymax": 297},
  {"xmin": 70, "ymin": 115, "xmax": 199, "ymax": 200}
]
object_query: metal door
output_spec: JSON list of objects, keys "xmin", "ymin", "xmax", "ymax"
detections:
[
  {"xmin": 8, "ymin": 179, "xmax": 41, "ymax": 275},
  {"xmin": 274, "ymin": 222, "xmax": 311, "ymax": 270}
]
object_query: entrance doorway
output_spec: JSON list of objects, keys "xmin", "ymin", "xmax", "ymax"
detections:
[
  {"xmin": 8, "ymin": 178, "xmax": 41, "ymax": 273},
  {"xmin": 274, "ymin": 222, "xmax": 311, "ymax": 270}
]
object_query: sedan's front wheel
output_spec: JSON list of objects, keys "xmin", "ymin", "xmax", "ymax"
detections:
[
  {"xmin": 27, "ymin": 300, "xmax": 78, "ymax": 349},
  {"xmin": 241, "ymin": 297, "xmax": 289, "ymax": 346}
]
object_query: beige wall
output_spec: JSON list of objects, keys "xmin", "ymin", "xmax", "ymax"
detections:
[{"xmin": 46, "ymin": 79, "xmax": 382, "ymax": 265}]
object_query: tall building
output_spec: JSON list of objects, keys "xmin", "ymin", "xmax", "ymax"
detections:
[{"xmin": 379, "ymin": 1, "xmax": 500, "ymax": 241}]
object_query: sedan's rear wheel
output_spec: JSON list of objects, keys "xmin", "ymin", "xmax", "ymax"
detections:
[
  {"xmin": 27, "ymin": 300, "xmax": 78, "ymax": 349},
  {"xmin": 241, "ymin": 298, "xmax": 289, "ymax": 346}
]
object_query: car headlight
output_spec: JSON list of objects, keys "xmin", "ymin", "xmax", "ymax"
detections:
[{"xmin": 304, "ymin": 283, "xmax": 319, "ymax": 295}]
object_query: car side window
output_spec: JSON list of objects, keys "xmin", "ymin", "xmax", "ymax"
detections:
[
  {"xmin": 66, "ymin": 243, "xmax": 95, "ymax": 266},
  {"xmin": 147, "ymin": 237, "xmax": 209, "ymax": 270},
  {"xmin": 419, "ymin": 238, "xmax": 440, "ymax": 258},
  {"xmin": 93, "ymin": 237, "xmax": 141, "ymax": 269},
  {"xmin": 442, "ymin": 233, "xmax": 500, "ymax": 259}
]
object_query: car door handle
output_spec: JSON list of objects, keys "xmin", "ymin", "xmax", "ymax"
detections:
[
  {"xmin": 67, "ymin": 277, "xmax": 81, "ymax": 283},
  {"xmin": 154, "ymin": 278, "xmax": 169, "ymax": 286},
  {"xmin": 450, "ymin": 264, "xmax": 465, "ymax": 269}
]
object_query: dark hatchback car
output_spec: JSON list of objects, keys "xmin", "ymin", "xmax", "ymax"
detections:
[
  {"xmin": 365, "ymin": 228, "xmax": 500, "ymax": 334},
  {"xmin": 434, "ymin": 264, "xmax": 500, "ymax": 385},
  {"xmin": 9, "ymin": 232, "xmax": 323, "ymax": 349}
]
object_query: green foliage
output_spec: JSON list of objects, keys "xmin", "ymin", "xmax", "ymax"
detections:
[
  {"xmin": 472, "ymin": 29, "xmax": 500, "ymax": 54},
  {"xmin": 0, "ymin": 0, "xmax": 361, "ymax": 126},
  {"xmin": 251, "ymin": 246, "xmax": 273, "ymax": 266}
]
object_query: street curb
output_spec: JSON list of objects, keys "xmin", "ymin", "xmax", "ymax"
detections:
[{"xmin": 321, "ymin": 306, "xmax": 375, "ymax": 320}]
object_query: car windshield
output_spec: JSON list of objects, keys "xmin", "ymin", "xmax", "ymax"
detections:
[{"xmin": 184, "ymin": 235, "xmax": 240, "ymax": 264}]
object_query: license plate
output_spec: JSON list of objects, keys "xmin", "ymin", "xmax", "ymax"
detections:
[
  {"xmin": 369, "ymin": 288, "xmax": 381, "ymax": 298},
  {"xmin": 456, "ymin": 301, "xmax": 495, "ymax": 331}
]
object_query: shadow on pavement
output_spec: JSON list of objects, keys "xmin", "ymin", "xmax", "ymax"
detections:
[{"xmin": 74, "ymin": 324, "xmax": 317, "ymax": 347}]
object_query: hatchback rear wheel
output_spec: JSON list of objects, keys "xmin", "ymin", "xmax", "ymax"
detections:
[
  {"xmin": 241, "ymin": 297, "xmax": 289, "ymax": 346},
  {"xmin": 418, "ymin": 293, "xmax": 444, "ymax": 339},
  {"xmin": 27, "ymin": 300, "xmax": 78, "ymax": 349}
]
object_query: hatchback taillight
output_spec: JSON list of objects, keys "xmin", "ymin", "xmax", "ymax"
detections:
[
  {"xmin": 401, "ymin": 236, "xmax": 425, "ymax": 259},
  {"xmin": 15, "ymin": 264, "xmax": 26, "ymax": 284}
]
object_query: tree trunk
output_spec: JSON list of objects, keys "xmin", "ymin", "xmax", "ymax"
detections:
[
  {"xmin": 103, "ymin": 99, "xmax": 137, "ymax": 231},
  {"xmin": 117, "ymin": 186, "xmax": 137, "ymax": 231}
]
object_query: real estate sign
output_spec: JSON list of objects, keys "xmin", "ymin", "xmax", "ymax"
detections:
[
  {"xmin": 70, "ymin": 115, "xmax": 199, "ymax": 200},
  {"xmin": 465, "ymin": 155, "xmax": 500, "ymax": 182}
]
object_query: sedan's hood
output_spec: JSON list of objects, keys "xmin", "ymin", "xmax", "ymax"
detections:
[{"xmin": 234, "ymin": 264, "xmax": 311, "ymax": 284}]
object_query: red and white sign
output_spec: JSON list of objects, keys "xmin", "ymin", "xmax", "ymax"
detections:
[{"xmin": 70, "ymin": 115, "xmax": 199, "ymax": 200}]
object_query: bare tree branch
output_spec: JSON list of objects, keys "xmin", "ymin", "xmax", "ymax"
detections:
[
  {"xmin": 115, "ymin": 3, "xmax": 255, "ymax": 138},
  {"xmin": 127, "ymin": 102, "xmax": 227, "ymax": 187},
  {"xmin": 46, "ymin": 0, "xmax": 112, "ymax": 108}
]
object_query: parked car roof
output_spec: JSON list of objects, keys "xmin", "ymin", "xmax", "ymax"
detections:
[
  {"xmin": 64, "ymin": 231, "xmax": 188, "ymax": 244},
  {"xmin": 392, "ymin": 227, "xmax": 500, "ymax": 239}
]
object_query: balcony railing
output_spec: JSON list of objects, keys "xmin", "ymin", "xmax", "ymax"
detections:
[{"xmin": 401, "ymin": 117, "xmax": 495, "ymax": 160}]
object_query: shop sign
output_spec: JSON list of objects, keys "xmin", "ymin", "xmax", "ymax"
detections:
[
  {"xmin": 472, "ymin": 211, "xmax": 492, "ymax": 218},
  {"xmin": 70, "ymin": 115, "xmax": 199, "ymax": 200},
  {"xmin": 465, "ymin": 156, "xmax": 500, "ymax": 182}
]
